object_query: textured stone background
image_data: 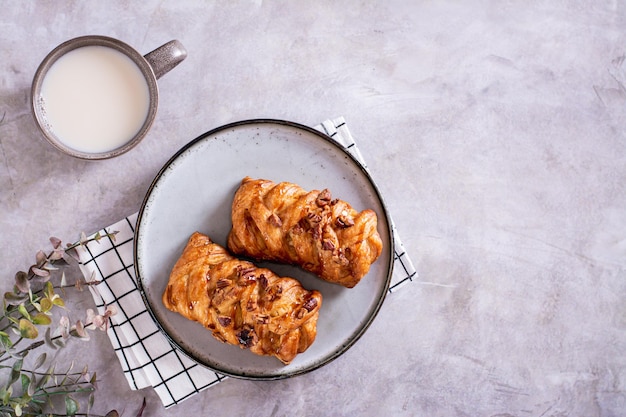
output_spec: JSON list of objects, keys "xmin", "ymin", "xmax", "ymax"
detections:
[{"xmin": 1, "ymin": 1, "xmax": 625, "ymax": 416}]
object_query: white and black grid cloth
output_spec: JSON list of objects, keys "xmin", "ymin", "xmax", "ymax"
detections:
[{"xmin": 75, "ymin": 117, "xmax": 417, "ymax": 408}]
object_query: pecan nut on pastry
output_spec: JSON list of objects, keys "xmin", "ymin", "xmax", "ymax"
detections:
[
  {"xmin": 162, "ymin": 232, "xmax": 322, "ymax": 365},
  {"xmin": 227, "ymin": 177, "xmax": 383, "ymax": 288}
]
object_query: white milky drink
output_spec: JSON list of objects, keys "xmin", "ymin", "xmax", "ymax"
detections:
[{"xmin": 40, "ymin": 45, "xmax": 150, "ymax": 154}]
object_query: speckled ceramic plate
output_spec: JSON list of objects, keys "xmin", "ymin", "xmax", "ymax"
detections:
[{"xmin": 134, "ymin": 119, "xmax": 393, "ymax": 379}]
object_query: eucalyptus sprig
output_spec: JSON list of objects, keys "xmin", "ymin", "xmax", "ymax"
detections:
[{"xmin": 1, "ymin": 231, "xmax": 145, "ymax": 417}]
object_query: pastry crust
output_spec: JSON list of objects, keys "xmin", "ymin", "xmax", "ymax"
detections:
[
  {"xmin": 162, "ymin": 232, "xmax": 322, "ymax": 364},
  {"xmin": 227, "ymin": 177, "xmax": 383, "ymax": 288}
]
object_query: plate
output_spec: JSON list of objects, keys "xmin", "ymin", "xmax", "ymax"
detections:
[{"xmin": 134, "ymin": 119, "xmax": 394, "ymax": 379}]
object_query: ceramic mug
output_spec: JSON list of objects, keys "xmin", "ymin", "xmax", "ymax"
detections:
[{"xmin": 31, "ymin": 35, "xmax": 187, "ymax": 160}]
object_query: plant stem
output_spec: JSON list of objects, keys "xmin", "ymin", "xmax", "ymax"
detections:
[
  {"xmin": 22, "ymin": 369, "xmax": 89, "ymax": 377},
  {"xmin": 36, "ymin": 385, "xmax": 95, "ymax": 395},
  {"xmin": 22, "ymin": 231, "xmax": 115, "ymax": 284},
  {"xmin": 0, "ymin": 339, "xmax": 42, "ymax": 363},
  {"xmin": 65, "ymin": 231, "xmax": 118, "ymax": 252},
  {"xmin": 28, "ymin": 414, "xmax": 107, "ymax": 417},
  {"xmin": 0, "ymin": 317, "xmax": 104, "ymax": 365},
  {"xmin": 0, "ymin": 304, "xmax": 41, "ymax": 333},
  {"xmin": 27, "ymin": 249, "xmax": 57, "ymax": 282},
  {"xmin": 52, "ymin": 280, "xmax": 102, "ymax": 290}
]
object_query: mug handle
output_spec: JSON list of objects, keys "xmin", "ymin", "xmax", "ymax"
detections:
[{"xmin": 144, "ymin": 40, "xmax": 187, "ymax": 80}]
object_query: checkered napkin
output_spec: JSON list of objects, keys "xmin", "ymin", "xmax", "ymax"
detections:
[{"xmin": 74, "ymin": 117, "xmax": 417, "ymax": 408}]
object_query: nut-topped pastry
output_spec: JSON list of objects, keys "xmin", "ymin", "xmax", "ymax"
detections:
[
  {"xmin": 162, "ymin": 232, "xmax": 322, "ymax": 364},
  {"xmin": 227, "ymin": 177, "xmax": 383, "ymax": 288}
]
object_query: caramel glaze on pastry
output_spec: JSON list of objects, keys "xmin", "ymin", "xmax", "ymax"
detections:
[
  {"xmin": 162, "ymin": 232, "xmax": 322, "ymax": 365},
  {"xmin": 227, "ymin": 177, "xmax": 383, "ymax": 288}
]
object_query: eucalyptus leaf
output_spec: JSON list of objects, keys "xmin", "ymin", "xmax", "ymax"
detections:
[
  {"xmin": 28, "ymin": 289, "xmax": 40, "ymax": 303},
  {"xmin": 43, "ymin": 327, "xmax": 56, "ymax": 351},
  {"xmin": 14, "ymin": 272, "xmax": 29, "ymax": 293},
  {"xmin": 70, "ymin": 320, "xmax": 88, "ymax": 340},
  {"xmin": 59, "ymin": 372, "xmax": 68, "ymax": 387},
  {"xmin": 17, "ymin": 304, "xmax": 31, "ymax": 320},
  {"xmin": 44, "ymin": 282, "xmax": 54, "ymax": 298},
  {"xmin": 33, "ymin": 352, "xmax": 46, "ymax": 370},
  {"xmin": 32, "ymin": 314, "xmax": 51, "ymax": 326},
  {"xmin": 11, "ymin": 358, "xmax": 22, "ymax": 372},
  {"xmin": 42, "ymin": 262, "xmax": 59, "ymax": 271},
  {"xmin": 0, "ymin": 387, "xmax": 8, "ymax": 405},
  {"xmin": 29, "ymin": 273, "xmax": 51, "ymax": 285},
  {"xmin": 37, "ymin": 363, "xmax": 54, "ymax": 389},
  {"xmin": 20, "ymin": 374, "xmax": 30, "ymax": 396},
  {"xmin": 54, "ymin": 255, "xmax": 71, "ymax": 266},
  {"xmin": 64, "ymin": 249, "xmax": 81, "ymax": 262},
  {"xmin": 39, "ymin": 298, "xmax": 52, "ymax": 313},
  {"xmin": 8, "ymin": 358, "xmax": 22, "ymax": 388},
  {"xmin": 50, "ymin": 236, "xmax": 62, "ymax": 249},
  {"xmin": 35, "ymin": 250, "xmax": 46, "ymax": 265},
  {"xmin": 30, "ymin": 267, "xmax": 49, "ymax": 278},
  {"xmin": 18, "ymin": 319, "xmax": 38, "ymax": 339},
  {"xmin": 6, "ymin": 231, "xmax": 139, "ymax": 415},
  {"xmin": 4, "ymin": 292, "xmax": 28, "ymax": 306},
  {"xmin": 27, "ymin": 372, "xmax": 36, "ymax": 397},
  {"xmin": 65, "ymin": 395, "xmax": 78, "ymax": 416},
  {"xmin": 0, "ymin": 333, "xmax": 13, "ymax": 350},
  {"xmin": 49, "ymin": 248, "xmax": 64, "ymax": 261}
]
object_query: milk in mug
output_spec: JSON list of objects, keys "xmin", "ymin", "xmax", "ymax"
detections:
[{"xmin": 39, "ymin": 45, "xmax": 151, "ymax": 153}]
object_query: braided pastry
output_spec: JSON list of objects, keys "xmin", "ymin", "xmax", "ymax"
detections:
[
  {"xmin": 227, "ymin": 177, "xmax": 383, "ymax": 288},
  {"xmin": 162, "ymin": 232, "xmax": 322, "ymax": 364}
]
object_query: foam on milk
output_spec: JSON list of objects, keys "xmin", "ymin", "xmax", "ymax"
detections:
[{"xmin": 39, "ymin": 45, "xmax": 150, "ymax": 154}]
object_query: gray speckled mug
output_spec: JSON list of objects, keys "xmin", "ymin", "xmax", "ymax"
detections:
[{"xmin": 31, "ymin": 35, "xmax": 187, "ymax": 160}]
